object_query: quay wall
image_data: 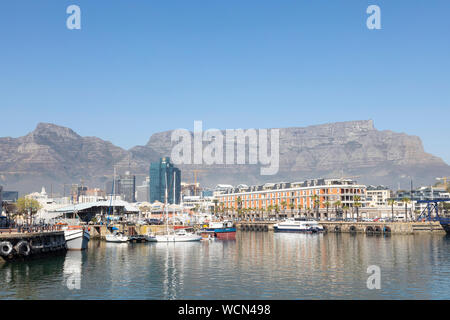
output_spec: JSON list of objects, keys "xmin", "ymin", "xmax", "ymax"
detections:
[
  {"xmin": 0, "ymin": 231, "xmax": 66, "ymax": 261},
  {"xmin": 237, "ymin": 221, "xmax": 445, "ymax": 234}
]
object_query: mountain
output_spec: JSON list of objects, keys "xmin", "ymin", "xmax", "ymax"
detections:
[{"xmin": 0, "ymin": 120, "xmax": 449, "ymax": 195}]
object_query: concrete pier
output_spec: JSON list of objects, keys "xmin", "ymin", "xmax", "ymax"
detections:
[{"xmin": 0, "ymin": 231, "xmax": 66, "ymax": 262}]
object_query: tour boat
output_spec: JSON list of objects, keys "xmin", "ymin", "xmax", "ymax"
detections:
[
  {"xmin": 202, "ymin": 221, "xmax": 236, "ymax": 240},
  {"xmin": 105, "ymin": 232, "xmax": 129, "ymax": 243},
  {"xmin": 273, "ymin": 218, "xmax": 324, "ymax": 233}
]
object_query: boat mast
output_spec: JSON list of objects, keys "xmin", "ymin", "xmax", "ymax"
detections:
[
  {"xmin": 173, "ymin": 173, "xmax": 176, "ymax": 228},
  {"xmin": 165, "ymin": 171, "xmax": 169, "ymax": 234}
]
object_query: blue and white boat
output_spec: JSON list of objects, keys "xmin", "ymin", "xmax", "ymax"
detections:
[
  {"xmin": 273, "ymin": 218, "xmax": 323, "ymax": 233},
  {"xmin": 202, "ymin": 221, "xmax": 236, "ymax": 240}
]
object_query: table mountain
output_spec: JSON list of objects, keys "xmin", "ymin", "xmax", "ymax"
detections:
[{"xmin": 0, "ymin": 120, "xmax": 449, "ymax": 195}]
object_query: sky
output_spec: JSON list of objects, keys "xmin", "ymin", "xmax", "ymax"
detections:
[{"xmin": 0, "ymin": 1, "xmax": 449, "ymax": 163}]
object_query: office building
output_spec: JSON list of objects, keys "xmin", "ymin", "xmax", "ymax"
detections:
[{"xmin": 150, "ymin": 157, "xmax": 181, "ymax": 204}]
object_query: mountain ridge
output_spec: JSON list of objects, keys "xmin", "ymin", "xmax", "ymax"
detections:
[{"xmin": 0, "ymin": 120, "xmax": 448, "ymax": 195}]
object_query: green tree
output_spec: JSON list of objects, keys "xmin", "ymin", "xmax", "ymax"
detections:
[
  {"xmin": 402, "ymin": 197, "xmax": 411, "ymax": 221},
  {"xmin": 16, "ymin": 197, "xmax": 41, "ymax": 225}
]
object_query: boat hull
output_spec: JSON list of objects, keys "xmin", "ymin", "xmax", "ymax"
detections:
[
  {"xmin": 105, "ymin": 234, "xmax": 128, "ymax": 243},
  {"xmin": 64, "ymin": 229, "xmax": 90, "ymax": 250},
  {"xmin": 155, "ymin": 234, "xmax": 202, "ymax": 242},
  {"xmin": 204, "ymin": 227, "xmax": 237, "ymax": 240},
  {"xmin": 273, "ymin": 227, "xmax": 321, "ymax": 233},
  {"xmin": 439, "ymin": 218, "xmax": 450, "ymax": 234}
]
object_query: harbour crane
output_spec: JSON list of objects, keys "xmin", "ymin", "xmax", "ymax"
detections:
[{"xmin": 436, "ymin": 177, "xmax": 450, "ymax": 189}]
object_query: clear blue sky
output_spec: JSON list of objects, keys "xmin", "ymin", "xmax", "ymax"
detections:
[{"xmin": 1, "ymin": 1, "xmax": 449, "ymax": 163}]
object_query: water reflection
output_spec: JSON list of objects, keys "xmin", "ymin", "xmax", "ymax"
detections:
[{"xmin": 0, "ymin": 233, "xmax": 449, "ymax": 299}]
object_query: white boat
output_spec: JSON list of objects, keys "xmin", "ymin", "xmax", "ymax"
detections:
[
  {"xmin": 105, "ymin": 232, "xmax": 129, "ymax": 243},
  {"xmin": 145, "ymin": 233, "xmax": 157, "ymax": 242},
  {"xmin": 63, "ymin": 225, "xmax": 90, "ymax": 250},
  {"xmin": 155, "ymin": 228, "xmax": 202, "ymax": 242},
  {"xmin": 273, "ymin": 218, "xmax": 324, "ymax": 233}
]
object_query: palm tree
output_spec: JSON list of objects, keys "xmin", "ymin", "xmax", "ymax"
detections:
[
  {"xmin": 274, "ymin": 205, "xmax": 280, "ymax": 220},
  {"xmin": 354, "ymin": 196, "xmax": 362, "ymax": 221},
  {"xmin": 236, "ymin": 196, "xmax": 243, "ymax": 220},
  {"xmin": 280, "ymin": 201, "xmax": 287, "ymax": 218},
  {"xmin": 324, "ymin": 201, "xmax": 330, "ymax": 220},
  {"xmin": 297, "ymin": 204, "xmax": 302, "ymax": 218},
  {"xmin": 213, "ymin": 199, "xmax": 219, "ymax": 216},
  {"xmin": 267, "ymin": 205, "xmax": 273, "ymax": 220},
  {"xmin": 342, "ymin": 205, "xmax": 350, "ymax": 220},
  {"xmin": 334, "ymin": 200, "xmax": 342, "ymax": 220},
  {"xmin": 388, "ymin": 199, "xmax": 395, "ymax": 221},
  {"xmin": 311, "ymin": 194, "xmax": 319, "ymax": 219},
  {"xmin": 402, "ymin": 197, "xmax": 411, "ymax": 222},
  {"xmin": 289, "ymin": 203, "xmax": 295, "ymax": 218}
]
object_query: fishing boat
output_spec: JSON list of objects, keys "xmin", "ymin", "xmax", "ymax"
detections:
[
  {"xmin": 273, "ymin": 218, "xmax": 324, "ymax": 233},
  {"xmin": 201, "ymin": 220, "xmax": 236, "ymax": 240},
  {"xmin": 155, "ymin": 172, "xmax": 202, "ymax": 243},
  {"xmin": 63, "ymin": 225, "xmax": 90, "ymax": 250}
]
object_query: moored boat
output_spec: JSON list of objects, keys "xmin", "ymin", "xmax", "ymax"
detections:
[
  {"xmin": 105, "ymin": 232, "xmax": 129, "ymax": 243},
  {"xmin": 155, "ymin": 228, "xmax": 202, "ymax": 242},
  {"xmin": 273, "ymin": 218, "xmax": 323, "ymax": 233},
  {"xmin": 62, "ymin": 225, "xmax": 90, "ymax": 250},
  {"xmin": 439, "ymin": 217, "xmax": 450, "ymax": 234},
  {"xmin": 202, "ymin": 221, "xmax": 236, "ymax": 240}
]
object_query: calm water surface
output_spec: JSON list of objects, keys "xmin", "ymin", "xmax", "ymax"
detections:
[{"xmin": 1, "ymin": 232, "xmax": 450, "ymax": 299}]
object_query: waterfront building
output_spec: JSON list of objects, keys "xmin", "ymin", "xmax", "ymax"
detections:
[
  {"xmin": 71, "ymin": 184, "xmax": 88, "ymax": 204},
  {"xmin": 366, "ymin": 185, "xmax": 391, "ymax": 207},
  {"xmin": 212, "ymin": 184, "xmax": 234, "ymax": 197},
  {"xmin": 106, "ymin": 171, "xmax": 136, "ymax": 203},
  {"xmin": 217, "ymin": 178, "xmax": 366, "ymax": 219},
  {"xmin": 395, "ymin": 186, "xmax": 450, "ymax": 215},
  {"xmin": 150, "ymin": 157, "xmax": 181, "ymax": 204},
  {"xmin": 182, "ymin": 195, "xmax": 215, "ymax": 213}
]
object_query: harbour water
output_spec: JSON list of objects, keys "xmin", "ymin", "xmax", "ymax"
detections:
[{"xmin": 1, "ymin": 232, "xmax": 450, "ymax": 300}]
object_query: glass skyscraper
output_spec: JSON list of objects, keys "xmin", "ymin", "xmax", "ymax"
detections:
[{"xmin": 150, "ymin": 157, "xmax": 181, "ymax": 204}]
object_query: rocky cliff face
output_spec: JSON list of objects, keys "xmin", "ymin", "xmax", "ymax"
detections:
[{"xmin": 0, "ymin": 120, "xmax": 448, "ymax": 194}]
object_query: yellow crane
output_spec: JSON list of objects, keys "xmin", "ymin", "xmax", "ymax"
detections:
[
  {"xmin": 192, "ymin": 169, "xmax": 207, "ymax": 196},
  {"xmin": 436, "ymin": 177, "xmax": 450, "ymax": 189}
]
